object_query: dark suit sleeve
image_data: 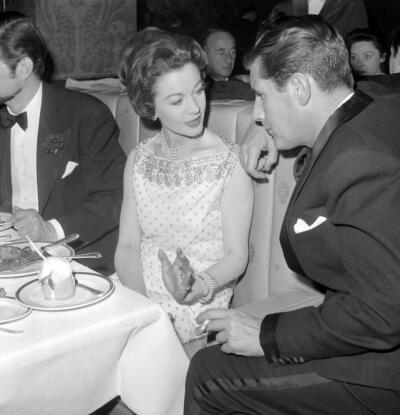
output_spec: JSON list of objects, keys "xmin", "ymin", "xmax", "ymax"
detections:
[
  {"xmin": 260, "ymin": 143, "xmax": 400, "ymax": 362},
  {"xmin": 54, "ymin": 99, "xmax": 125, "ymax": 246}
]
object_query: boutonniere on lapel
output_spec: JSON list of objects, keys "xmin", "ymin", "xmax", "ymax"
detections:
[
  {"xmin": 42, "ymin": 130, "xmax": 70, "ymax": 155},
  {"xmin": 42, "ymin": 133, "xmax": 65, "ymax": 155}
]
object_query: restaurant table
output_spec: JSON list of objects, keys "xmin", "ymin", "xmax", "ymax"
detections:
[{"xmin": 0, "ymin": 258, "xmax": 189, "ymax": 415}]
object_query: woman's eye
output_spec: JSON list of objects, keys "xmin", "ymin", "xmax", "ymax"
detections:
[
  {"xmin": 171, "ymin": 99, "xmax": 182, "ymax": 105},
  {"xmin": 196, "ymin": 87, "xmax": 205, "ymax": 95}
]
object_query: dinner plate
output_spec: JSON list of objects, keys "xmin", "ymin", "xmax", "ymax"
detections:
[
  {"xmin": 0, "ymin": 242, "xmax": 74, "ymax": 279},
  {"xmin": 15, "ymin": 272, "xmax": 114, "ymax": 311},
  {"xmin": 0, "ymin": 296, "xmax": 32, "ymax": 324},
  {"xmin": 0, "ymin": 212, "xmax": 13, "ymax": 232}
]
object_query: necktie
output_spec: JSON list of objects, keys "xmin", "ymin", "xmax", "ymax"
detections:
[{"xmin": 0, "ymin": 107, "xmax": 28, "ymax": 131}]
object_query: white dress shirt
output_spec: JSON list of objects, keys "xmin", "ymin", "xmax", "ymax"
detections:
[
  {"xmin": 9, "ymin": 83, "xmax": 64, "ymax": 238},
  {"xmin": 308, "ymin": 0, "xmax": 325, "ymax": 15}
]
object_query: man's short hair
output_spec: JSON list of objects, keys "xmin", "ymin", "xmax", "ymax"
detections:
[
  {"xmin": 245, "ymin": 13, "xmax": 354, "ymax": 92},
  {"xmin": 0, "ymin": 11, "xmax": 47, "ymax": 78},
  {"xmin": 199, "ymin": 28, "xmax": 234, "ymax": 50},
  {"xmin": 120, "ymin": 29, "xmax": 206, "ymax": 120}
]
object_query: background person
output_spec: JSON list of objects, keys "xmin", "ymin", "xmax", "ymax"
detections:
[
  {"xmin": 0, "ymin": 12, "xmax": 125, "ymax": 274},
  {"xmin": 272, "ymin": 0, "xmax": 368, "ymax": 38},
  {"xmin": 185, "ymin": 13, "xmax": 400, "ymax": 414},
  {"xmin": 200, "ymin": 28, "xmax": 254, "ymax": 100},
  {"xmin": 346, "ymin": 27, "xmax": 388, "ymax": 78},
  {"xmin": 389, "ymin": 26, "xmax": 400, "ymax": 74},
  {"xmin": 116, "ymin": 29, "xmax": 253, "ymax": 357}
]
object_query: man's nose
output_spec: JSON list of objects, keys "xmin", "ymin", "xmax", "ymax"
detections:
[{"xmin": 253, "ymin": 98, "xmax": 265, "ymax": 125}]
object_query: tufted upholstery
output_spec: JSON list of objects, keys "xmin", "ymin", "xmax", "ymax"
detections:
[{"xmin": 77, "ymin": 87, "xmax": 324, "ymax": 312}]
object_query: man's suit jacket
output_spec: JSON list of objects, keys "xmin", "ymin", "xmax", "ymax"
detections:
[
  {"xmin": 274, "ymin": 0, "xmax": 368, "ymax": 38},
  {"xmin": 357, "ymin": 73, "xmax": 400, "ymax": 96},
  {"xmin": 260, "ymin": 90, "xmax": 400, "ymax": 390},
  {"xmin": 0, "ymin": 83, "xmax": 126, "ymax": 274}
]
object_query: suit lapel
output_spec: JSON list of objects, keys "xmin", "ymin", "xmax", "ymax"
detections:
[
  {"xmin": 0, "ymin": 125, "xmax": 12, "ymax": 212},
  {"xmin": 290, "ymin": 90, "xmax": 373, "ymax": 206},
  {"xmin": 37, "ymin": 84, "xmax": 70, "ymax": 214},
  {"xmin": 280, "ymin": 90, "xmax": 374, "ymax": 272}
]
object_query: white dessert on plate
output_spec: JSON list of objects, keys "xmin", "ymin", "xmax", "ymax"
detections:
[{"xmin": 39, "ymin": 257, "xmax": 76, "ymax": 300}]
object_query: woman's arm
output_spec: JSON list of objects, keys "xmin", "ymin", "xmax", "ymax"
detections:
[
  {"xmin": 114, "ymin": 150, "xmax": 146, "ymax": 294},
  {"xmin": 183, "ymin": 159, "xmax": 254, "ymax": 303},
  {"xmin": 206, "ymin": 160, "xmax": 254, "ymax": 286}
]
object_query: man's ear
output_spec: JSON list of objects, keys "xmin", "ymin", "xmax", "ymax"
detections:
[
  {"xmin": 15, "ymin": 57, "xmax": 34, "ymax": 81},
  {"xmin": 289, "ymin": 73, "xmax": 311, "ymax": 106}
]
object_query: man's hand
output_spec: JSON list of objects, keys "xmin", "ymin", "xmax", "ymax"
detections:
[
  {"xmin": 12, "ymin": 208, "xmax": 58, "ymax": 241},
  {"xmin": 240, "ymin": 123, "xmax": 279, "ymax": 179},
  {"xmin": 197, "ymin": 308, "xmax": 264, "ymax": 357}
]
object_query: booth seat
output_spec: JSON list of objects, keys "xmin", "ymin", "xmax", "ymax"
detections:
[{"xmin": 79, "ymin": 88, "xmax": 324, "ymax": 314}]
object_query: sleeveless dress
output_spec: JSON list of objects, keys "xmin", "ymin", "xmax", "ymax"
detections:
[{"xmin": 132, "ymin": 134, "xmax": 240, "ymax": 343}]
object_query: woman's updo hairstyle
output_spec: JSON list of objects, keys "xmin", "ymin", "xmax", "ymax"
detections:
[{"xmin": 120, "ymin": 28, "xmax": 206, "ymax": 120}]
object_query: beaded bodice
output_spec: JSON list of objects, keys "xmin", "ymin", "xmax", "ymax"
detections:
[{"xmin": 134, "ymin": 135, "xmax": 239, "ymax": 187}]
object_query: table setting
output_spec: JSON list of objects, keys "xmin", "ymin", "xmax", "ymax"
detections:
[{"xmin": 0, "ymin": 219, "xmax": 189, "ymax": 415}]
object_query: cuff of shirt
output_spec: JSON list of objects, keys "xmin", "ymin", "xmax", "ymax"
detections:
[
  {"xmin": 48, "ymin": 219, "xmax": 65, "ymax": 240},
  {"xmin": 259, "ymin": 313, "xmax": 282, "ymax": 363}
]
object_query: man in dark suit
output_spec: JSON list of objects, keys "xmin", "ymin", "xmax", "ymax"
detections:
[
  {"xmin": 184, "ymin": 14, "xmax": 400, "ymax": 414},
  {"xmin": 0, "ymin": 12, "xmax": 125, "ymax": 274},
  {"xmin": 200, "ymin": 28, "xmax": 254, "ymax": 101},
  {"xmin": 273, "ymin": 0, "xmax": 368, "ymax": 38}
]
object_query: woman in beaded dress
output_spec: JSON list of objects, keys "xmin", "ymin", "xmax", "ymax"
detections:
[{"xmin": 116, "ymin": 29, "xmax": 253, "ymax": 355}]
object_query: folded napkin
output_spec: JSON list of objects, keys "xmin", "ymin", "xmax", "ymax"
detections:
[{"xmin": 294, "ymin": 216, "xmax": 327, "ymax": 234}]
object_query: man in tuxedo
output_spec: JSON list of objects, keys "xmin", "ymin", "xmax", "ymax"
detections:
[
  {"xmin": 184, "ymin": 14, "xmax": 400, "ymax": 414},
  {"xmin": 0, "ymin": 12, "xmax": 125, "ymax": 274}
]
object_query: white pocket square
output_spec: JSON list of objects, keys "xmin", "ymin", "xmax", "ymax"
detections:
[
  {"xmin": 61, "ymin": 161, "xmax": 79, "ymax": 179},
  {"xmin": 294, "ymin": 216, "xmax": 327, "ymax": 234}
]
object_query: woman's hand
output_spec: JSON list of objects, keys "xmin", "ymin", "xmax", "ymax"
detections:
[{"xmin": 158, "ymin": 248, "xmax": 196, "ymax": 304}]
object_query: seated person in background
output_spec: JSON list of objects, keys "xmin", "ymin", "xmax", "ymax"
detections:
[
  {"xmin": 0, "ymin": 12, "xmax": 125, "ymax": 274},
  {"xmin": 200, "ymin": 28, "xmax": 254, "ymax": 100},
  {"xmin": 389, "ymin": 26, "xmax": 400, "ymax": 74},
  {"xmin": 346, "ymin": 27, "xmax": 388, "ymax": 79},
  {"xmin": 272, "ymin": 0, "xmax": 368, "ymax": 39},
  {"xmin": 185, "ymin": 13, "xmax": 400, "ymax": 414},
  {"xmin": 116, "ymin": 29, "xmax": 254, "ymax": 356},
  {"xmin": 357, "ymin": 28, "xmax": 400, "ymax": 96},
  {"xmin": 230, "ymin": 6, "xmax": 259, "ymax": 76}
]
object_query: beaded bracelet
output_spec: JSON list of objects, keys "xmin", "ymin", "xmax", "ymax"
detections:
[{"xmin": 196, "ymin": 271, "xmax": 218, "ymax": 304}]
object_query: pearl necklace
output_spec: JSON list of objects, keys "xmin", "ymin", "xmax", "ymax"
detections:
[{"xmin": 160, "ymin": 129, "xmax": 200, "ymax": 160}]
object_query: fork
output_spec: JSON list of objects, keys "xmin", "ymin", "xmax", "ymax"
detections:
[
  {"xmin": 0, "ymin": 326, "xmax": 24, "ymax": 334},
  {"xmin": 7, "ymin": 252, "xmax": 103, "ymax": 271}
]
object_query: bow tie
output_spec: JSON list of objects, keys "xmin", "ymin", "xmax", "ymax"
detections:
[{"xmin": 0, "ymin": 107, "xmax": 28, "ymax": 131}]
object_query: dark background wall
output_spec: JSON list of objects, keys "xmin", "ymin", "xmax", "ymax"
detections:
[{"xmin": 140, "ymin": 0, "xmax": 400, "ymax": 43}]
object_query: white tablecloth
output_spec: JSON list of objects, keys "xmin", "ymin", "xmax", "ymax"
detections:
[{"xmin": 0, "ymin": 262, "xmax": 189, "ymax": 415}]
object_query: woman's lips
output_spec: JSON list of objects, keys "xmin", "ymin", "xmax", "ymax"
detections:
[{"xmin": 185, "ymin": 117, "xmax": 202, "ymax": 127}]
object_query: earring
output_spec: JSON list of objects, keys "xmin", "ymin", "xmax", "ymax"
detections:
[{"xmin": 152, "ymin": 114, "xmax": 158, "ymax": 121}]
